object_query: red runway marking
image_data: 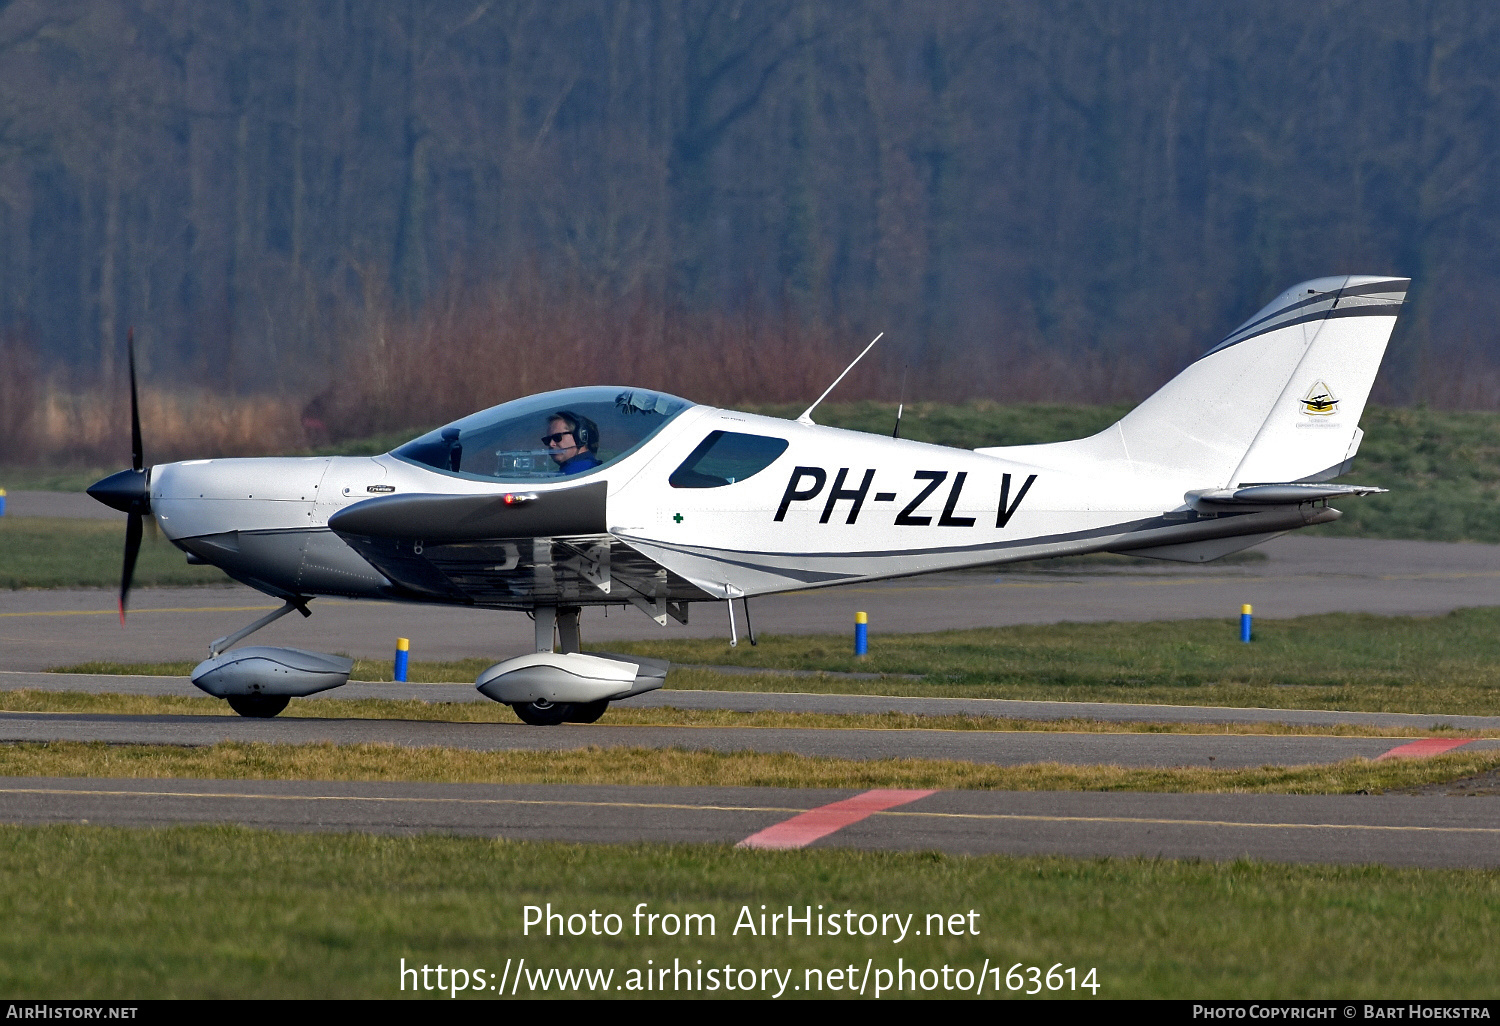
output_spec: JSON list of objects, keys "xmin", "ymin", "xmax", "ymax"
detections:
[
  {"xmin": 737, "ymin": 789, "xmax": 937, "ymax": 850},
  {"xmin": 1376, "ymin": 738, "xmax": 1474, "ymax": 760}
]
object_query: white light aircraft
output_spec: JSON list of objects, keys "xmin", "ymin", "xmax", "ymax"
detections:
[{"xmin": 88, "ymin": 275, "xmax": 1407, "ymax": 722}]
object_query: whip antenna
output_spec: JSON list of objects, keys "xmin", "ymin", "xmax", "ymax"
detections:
[{"xmin": 893, "ymin": 363, "xmax": 908, "ymax": 438}]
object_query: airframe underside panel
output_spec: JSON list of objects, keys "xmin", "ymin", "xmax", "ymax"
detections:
[
  {"xmin": 612, "ymin": 504, "xmax": 1333, "ymax": 598},
  {"xmin": 334, "ymin": 531, "xmax": 711, "ymax": 610}
]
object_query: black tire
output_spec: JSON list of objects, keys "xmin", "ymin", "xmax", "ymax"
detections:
[
  {"xmin": 227, "ymin": 694, "xmax": 291, "ymax": 718},
  {"xmin": 565, "ymin": 700, "xmax": 609, "ymax": 723},
  {"xmin": 512, "ymin": 699, "xmax": 572, "ymax": 726}
]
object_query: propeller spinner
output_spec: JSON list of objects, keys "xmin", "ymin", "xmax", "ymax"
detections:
[{"xmin": 85, "ymin": 328, "xmax": 151, "ymax": 623}]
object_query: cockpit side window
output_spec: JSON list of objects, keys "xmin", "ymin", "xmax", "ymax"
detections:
[{"xmin": 669, "ymin": 431, "xmax": 789, "ymax": 488}]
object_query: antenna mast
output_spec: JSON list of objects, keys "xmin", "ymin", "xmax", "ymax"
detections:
[{"xmin": 797, "ymin": 332, "xmax": 883, "ymax": 426}]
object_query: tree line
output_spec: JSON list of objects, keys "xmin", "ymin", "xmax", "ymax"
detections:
[{"xmin": 0, "ymin": 0, "xmax": 1496, "ymax": 410}]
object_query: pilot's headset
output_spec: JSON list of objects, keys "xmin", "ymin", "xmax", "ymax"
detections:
[{"xmin": 553, "ymin": 411, "xmax": 599, "ymax": 453}]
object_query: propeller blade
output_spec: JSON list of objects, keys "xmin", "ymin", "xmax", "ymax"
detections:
[
  {"xmin": 119, "ymin": 512, "xmax": 143, "ymax": 624},
  {"xmin": 128, "ymin": 327, "xmax": 143, "ymax": 473}
]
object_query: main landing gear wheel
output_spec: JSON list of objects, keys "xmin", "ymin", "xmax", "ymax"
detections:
[
  {"xmin": 565, "ymin": 700, "xmax": 609, "ymax": 723},
  {"xmin": 226, "ymin": 694, "xmax": 291, "ymax": 718},
  {"xmin": 511, "ymin": 699, "xmax": 572, "ymax": 726}
]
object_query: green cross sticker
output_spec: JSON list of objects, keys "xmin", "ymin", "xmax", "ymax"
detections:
[{"xmin": 672, "ymin": 513, "xmax": 684, "ymax": 524}]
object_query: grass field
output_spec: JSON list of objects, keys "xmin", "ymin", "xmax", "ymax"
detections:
[
  {"xmin": 0, "ymin": 825, "xmax": 1495, "ymax": 998},
  {"xmin": 64, "ymin": 608, "xmax": 1500, "ymax": 715},
  {"xmin": 3, "ymin": 739, "xmax": 1498, "ymax": 794},
  {"xmin": 0, "ymin": 516, "xmax": 230, "ymax": 589},
  {"xmin": 606, "ymin": 609, "xmax": 1500, "ymax": 715}
]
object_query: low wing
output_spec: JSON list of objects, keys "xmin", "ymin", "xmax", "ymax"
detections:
[{"xmin": 328, "ymin": 486, "xmax": 712, "ymax": 615}]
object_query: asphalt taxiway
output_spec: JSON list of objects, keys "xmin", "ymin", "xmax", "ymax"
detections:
[
  {"xmin": 1, "ymin": 708, "xmax": 1492, "ymax": 767},
  {"xmin": 5, "ymin": 534, "xmax": 1500, "ymax": 671},
  {"xmin": 4, "ymin": 777, "xmax": 1495, "ymax": 868},
  {"xmin": 5, "ymin": 522, "xmax": 1499, "ymax": 860}
]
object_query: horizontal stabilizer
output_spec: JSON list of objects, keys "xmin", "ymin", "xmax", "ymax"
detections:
[{"xmin": 1187, "ymin": 482, "xmax": 1385, "ymax": 508}]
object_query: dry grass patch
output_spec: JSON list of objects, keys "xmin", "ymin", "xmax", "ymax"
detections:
[
  {"xmin": 3, "ymin": 740, "xmax": 1499, "ymax": 794},
  {"xmin": 3, "ymin": 689, "xmax": 1494, "ymax": 738}
]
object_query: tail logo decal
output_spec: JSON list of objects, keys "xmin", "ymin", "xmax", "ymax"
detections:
[{"xmin": 1300, "ymin": 381, "xmax": 1339, "ymax": 416}]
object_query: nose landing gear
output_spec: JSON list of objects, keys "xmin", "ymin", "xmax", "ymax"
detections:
[
  {"xmin": 226, "ymin": 694, "xmax": 292, "ymax": 718},
  {"xmin": 190, "ymin": 597, "xmax": 351, "ymax": 717}
]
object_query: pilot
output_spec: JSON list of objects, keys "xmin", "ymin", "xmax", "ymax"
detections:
[{"xmin": 543, "ymin": 411, "xmax": 602, "ymax": 474}]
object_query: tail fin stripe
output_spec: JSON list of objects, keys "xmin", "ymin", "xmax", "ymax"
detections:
[
  {"xmin": 1339, "ymin": 279, "xmax": 1413, "ymax": 299},
  {"xmin": 1205, "ymin": 296, "xmax": 1402, "ymax": 358},
  {"xmin": 1217, "ymin": 277, "xmax": 1406, "ymax": 343},
  {"xmin": 1219, "ymin": 292, "xmax": 1340, "ymax": 340}
]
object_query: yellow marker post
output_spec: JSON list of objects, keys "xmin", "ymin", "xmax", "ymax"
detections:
[{"xmin": 1240, "ymin": 604, "xmax": 1253, "ymax": 643}]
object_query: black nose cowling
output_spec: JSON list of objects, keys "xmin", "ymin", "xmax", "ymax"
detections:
[{"xmin": 87, "ymin": 468, "xmax": 152, "ymax": 515}]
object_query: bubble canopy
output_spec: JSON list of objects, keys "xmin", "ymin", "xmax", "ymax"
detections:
[{"xmin": 391, "ymin": 387, "xmax": 694, "ymax": 482}]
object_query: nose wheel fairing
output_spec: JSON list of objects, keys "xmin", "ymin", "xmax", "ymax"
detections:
[{"xmin": 191, "ymin": 646, "xmax": 353, "ymax": 699}]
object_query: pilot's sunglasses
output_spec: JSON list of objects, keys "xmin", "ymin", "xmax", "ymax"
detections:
[{"xmin": 540, "ymin": 432, "xmax": 576, "ymax": 446}]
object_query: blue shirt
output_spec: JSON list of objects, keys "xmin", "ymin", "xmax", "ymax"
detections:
[{"xmin": 559, "ymin": 453, "xmax": 601, "ymax": 475}]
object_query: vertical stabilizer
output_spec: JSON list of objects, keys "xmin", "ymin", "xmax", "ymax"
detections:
[
  {"xmin": 980, "ymin": 275, "xmax": 1407, "ymax": 486},
  {"xmin": 1225, "ymin": 277, "xmax": 1406, "ymax": 484}
]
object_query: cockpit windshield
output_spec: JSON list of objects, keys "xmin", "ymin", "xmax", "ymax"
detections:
[{"xmin": 391, "ymin": 387, "xmax": 694, "ymax": 481}]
